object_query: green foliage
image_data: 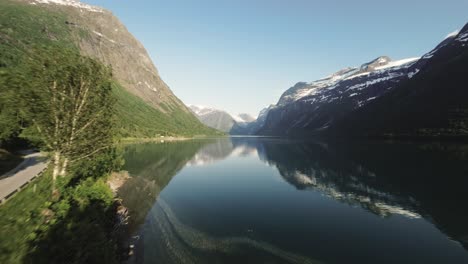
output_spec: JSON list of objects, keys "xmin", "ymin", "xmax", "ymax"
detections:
[
  {"xmin": 72, "ymin": 147, "xmax": 124, "ymax": 181},
  {"xmin": 72, "ymin": 178, "xmax": 114, "ymax": 208},
  {"xmin": 15, "ymin": 47, "xmax": 115, "ymax": 149},
  {"xmin": 0, "ymin": 0, "xmax": 73, "ymax": 66},
  {"xmin": 0, "ymin": 0, "xmax": 76, "ymax": 147},
  {"xmin": 1, "ymin": 45, "xmax": 118, "ymax": 182},
  {"xmin": 25, "ymin": 176, "xmax": 119, "ymax": 264},
  {"xmin": 0, "ymin": 167, "xmax": 122, "ymax": 264},
  {"xmin": 0, "ymin": 78, "xmax": 21, "ymax": 144},
  {"xmin": 0, "ymin": 171, "xmax": 53, "ymax": 264},
  {"xmin": 0, "ymin": 4, "xmax": 121, "ymax": 262}
]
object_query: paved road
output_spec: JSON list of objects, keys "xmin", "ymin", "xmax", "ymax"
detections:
[{"xmin": 0, "ymin": 152, "xmax": 48, "ymax": 202}]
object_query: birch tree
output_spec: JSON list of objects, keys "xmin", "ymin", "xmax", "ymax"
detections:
[{"xmin": 17, "ymin": 49, "xmax": 115, "ymax": 189}]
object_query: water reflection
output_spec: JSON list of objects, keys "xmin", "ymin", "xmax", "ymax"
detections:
[
  {"xmin": 119, "ymin": 140, "xmax": 214, "ymax": 232},
  {"xmin": 187, "ymin": 139, "xmax": 234, "ymax": 166},
  {"xmin": 120, "ymin": 138, "xmax": 468, "ymax": 263}
]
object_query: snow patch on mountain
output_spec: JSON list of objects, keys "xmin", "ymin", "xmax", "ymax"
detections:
[
  {"xmin": 373, "ymin": 57, "xmax": 419, "ymax": 71},
  {"xmin": 456, "ymin": 32, "xmax": 468, "ymax": 42},
  {"xmin": 445, "ymin": 29, "xmax": 460, "ymax": 39},
  {"xmin": 346, "ymin": 73, "xmax": 403, "ymax": 92},
  {"xmin": 233, "ymin": 114, "xmax": 255, "ymax": 123},
  {"xmin": 189, "ymin": 105, "xmax": 218, "ymax": 116},
  {"xmin": 281, "ymin": 56, "xmax": 419, "ymax": 104},
  {"xmin": 32, "ymin": 0, "xmax": 103, "ymax": 13},
  {"xmin": 408, "ymin": 69, "xmax": 420, "ymax": 79},
  {"xmin": 232, "ymin": 115, "xmax": 245, "ymax": 123}
]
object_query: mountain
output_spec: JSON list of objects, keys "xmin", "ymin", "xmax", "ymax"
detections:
[
  {"xmin": 2, "ymin": 0, "xmax": 218, "ymax": 137},
  {"xmin": 230, "ymin": 105, "xmax": 275, "ymax": 135},
  {"xmin": 189, "ymin": 105, "xmax": 236, "ymax": 133},
  {"xmin": 234, "ymin": 113, "xmax": 255, "ymax": 123},
  {"xmin": 189, "ymin": 105, "xmax": 273, "ymax": 135},
  {"xmin": 258, "ymin": 23, "xmax": 468, "ymax": 138},
  {"xmin": 258, "ymin": 55, "xmax": 420, "ymax": 136},
  {"xmin": 330, "ymin": 24, "xmax": 468, "ymax": 139}
]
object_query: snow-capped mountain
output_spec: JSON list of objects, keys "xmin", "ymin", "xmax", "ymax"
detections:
[
  {"xmin": 330, "ymin": 22, "xmax": 468, "ymax": 138},
  {"xmin": 189, "ymin": 105, "xmax": 270, "ymax": 135},
  {"xmin": 259, "ymin": 55, "xmax": 420, "ymax": 136},
  {"xmin": 277, "ymin": 56, "xmax": 419, "ymax": 107},
  {"xmin": 189, "ymin": 105, "xmax": 237, "ymax": 133},
  {"xmin": 233, "ymin": 113, "xmax": 255, "ymax": 124},
  {"xmin": 230, "ymin": 105, "xmax": 275, "ymax": 135},
  {"xmin": 258, "ymin": 23, "xmax": 468, "ymax": 138}
]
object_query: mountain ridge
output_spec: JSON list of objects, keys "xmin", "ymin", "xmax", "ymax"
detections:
[
  {"xmin": 258, "ymin": 23, "xmax": 468, "ymax": 138},
  {"xmin": 189, "ymin": 105, "xmax": 269, "ymax": 135}
]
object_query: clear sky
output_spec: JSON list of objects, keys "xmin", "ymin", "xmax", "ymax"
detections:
[{"xmin": 85, "ymin": 0, "xmax": 467, "ymax": 117}]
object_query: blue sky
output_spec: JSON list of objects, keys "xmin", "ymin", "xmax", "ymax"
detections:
[{"xmin": 85, "ymin": 0, "xmax": 468, "ymax": 116}]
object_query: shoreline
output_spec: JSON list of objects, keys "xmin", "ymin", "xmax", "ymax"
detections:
[{"xmin": 119, "ymin": 135, "xmax": 229, "ymax": 145}]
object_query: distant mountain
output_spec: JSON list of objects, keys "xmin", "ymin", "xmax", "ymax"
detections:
[
  {"xmin": 231, "ymin": 105, "xmax": 275, "ymax": 135},
  {"xmin": 258, "ymin": 23, "xmax": 468, "ymax": 138},
  {"xmin": 189, "ymin": 105, "xmax": 237, "ymax": 133},
  {"xmin": 189, "ymin": 105, "xmax": 269, "ymax": 135},
  {"xmin": 234, "ymin": 113, "xmax": 255, "ymax": 123}
]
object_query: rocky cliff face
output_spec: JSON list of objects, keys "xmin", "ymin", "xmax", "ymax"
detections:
[{"xmin": 24, "ymin": 0, "xmax": 190, "ymax": 113}]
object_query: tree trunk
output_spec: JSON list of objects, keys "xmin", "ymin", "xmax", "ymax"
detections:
[
  {"xmin": 52, "ymin": 151, "xmax": 61, "ymax": 191},
  {"xmin": 59, "ymin": 158, "xmax": 68, "ymax": 177}
]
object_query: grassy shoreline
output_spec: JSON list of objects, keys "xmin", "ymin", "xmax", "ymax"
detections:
[{"xmin": 119, "ymin": 135, "xmax": 228, "ymax": 144}]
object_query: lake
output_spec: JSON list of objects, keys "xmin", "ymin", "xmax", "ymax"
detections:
[{"xmin": 119, "ymin": 137, "xmax": 468, "ymax": 264}]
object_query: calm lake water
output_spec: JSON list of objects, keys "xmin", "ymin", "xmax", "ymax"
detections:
[{"xmin": 120, "ymin": 137, "xmax": 468, "ymax": 264}]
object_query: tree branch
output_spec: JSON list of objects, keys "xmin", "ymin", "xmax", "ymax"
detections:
[{"xmin": 69, "ymin": 145, "xmax": 111, "ymax": 163}]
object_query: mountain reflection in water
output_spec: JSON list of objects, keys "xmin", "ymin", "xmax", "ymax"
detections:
[{"xmin": 120, "ymin": 138, "xmax": 468, "ymax": 264}]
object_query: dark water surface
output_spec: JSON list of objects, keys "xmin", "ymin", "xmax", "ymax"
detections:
[{"xmin": 120, "ymin": 137, "xmax": 468, "ymax": 264}]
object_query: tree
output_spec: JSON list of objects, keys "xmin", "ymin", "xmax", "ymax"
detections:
[
  {"xmin": 0, "ymin": 80, "xmax": 21, "ymax": 145},
  {"xmin": 11, "ymin": 48, "xmax": 116, "ymax": 189}
]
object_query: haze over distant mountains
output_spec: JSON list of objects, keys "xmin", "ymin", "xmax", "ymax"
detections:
[{"xmin": 189, "ymin": 105, "xmax": 271, "ymax": 135}]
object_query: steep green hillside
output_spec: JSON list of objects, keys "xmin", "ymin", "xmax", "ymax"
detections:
[
  {"xmin": 113, "ymin": 84, "xmax": 220, "ymax": 137},
  {"xmin": 0, "ymin": 0, "xmax": 219, "ymax": 140}
]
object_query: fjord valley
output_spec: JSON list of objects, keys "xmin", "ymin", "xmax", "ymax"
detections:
[{"xmin": 0, "ymin": 0, "xmax": 468, "ymax": 263}]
